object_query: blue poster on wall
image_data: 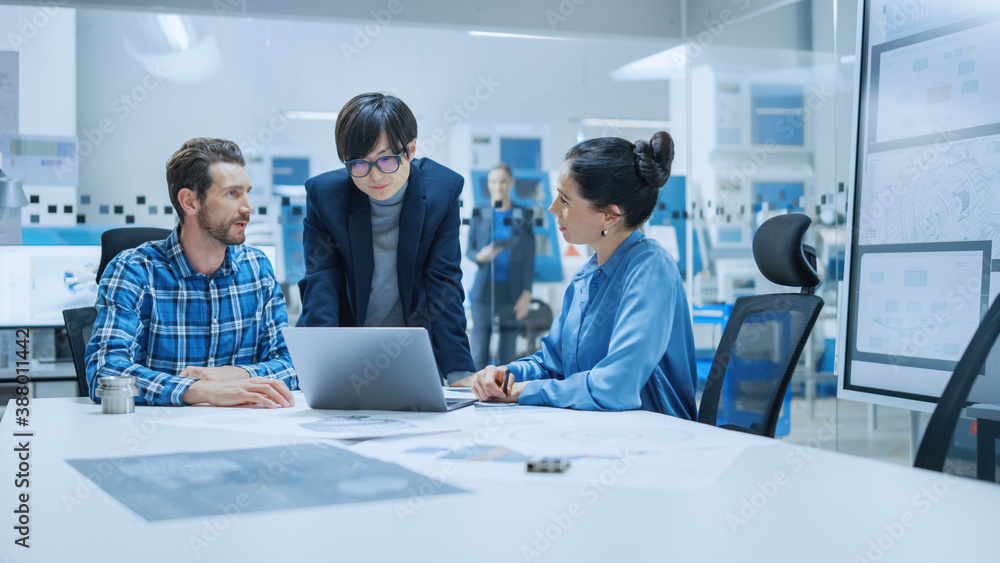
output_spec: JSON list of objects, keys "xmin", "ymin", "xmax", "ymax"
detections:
[
  {"xmin": 499, "ymin": 138, "xmax": 542, "ymax": 171},
  {"xmin": 649, "ymin": 175, "xmax": 700, "ymax": 279},
  {"xmin": 751, "ymin": 84, "xmax": 804, "ymax": 146},
  {"xmin": 273, "ymin": 157, "xmax": 310, "ymax": 187}
]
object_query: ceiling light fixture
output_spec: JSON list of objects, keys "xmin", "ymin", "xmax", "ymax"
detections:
[
  {"xmin": 284, "ymin": 111, "xmax": 339, "ymax": 121},
  {"xmin": 610, "ymin": 44, "xmax": 686, "ymax": 81},
  {"xmin": 468, "ymin": 31, "xmax": 568, "ymax": 41},
  {"xmin": 580, "ymin": 118, "xmax": 671, "ymax": 129},
  {"xmin": 156, "ymin": 14, "xmax": 190, "ymax": 51}
]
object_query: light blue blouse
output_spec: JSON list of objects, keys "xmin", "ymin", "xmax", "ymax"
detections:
[{"xmin": 508, "ymin": 230, "xmax": 697, "ymax": 419}]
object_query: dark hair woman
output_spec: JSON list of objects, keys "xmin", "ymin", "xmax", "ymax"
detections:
[{"xmin": 468, "ymin": 132, "xmax": 697, "ymax": 419}]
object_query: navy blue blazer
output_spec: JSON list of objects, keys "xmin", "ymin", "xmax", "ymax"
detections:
[
  {"xmin": 466, "ymin": 204, "xmax": 535, "ymax": 304},
  {"xmin": 296, "ymin": 158, "xmax": 475, "ymax": 377}
]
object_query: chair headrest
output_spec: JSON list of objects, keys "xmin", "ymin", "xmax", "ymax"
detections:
[
  {"xmin": 96, "ymin": 227, "xmax": 172, "ymax": 283},
  {"xmin": 752, "ymin": 213, "xmax": 820, "ymax": 289}
]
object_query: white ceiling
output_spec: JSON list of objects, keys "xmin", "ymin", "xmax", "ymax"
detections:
[{"xmin": 0, "ymin": 0, "xmax": 806, "ymax": 42}]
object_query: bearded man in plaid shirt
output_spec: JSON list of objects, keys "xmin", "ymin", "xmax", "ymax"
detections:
[{"xmin": 86, "ymin": 138, "xmax": 297, "ymax": 407}]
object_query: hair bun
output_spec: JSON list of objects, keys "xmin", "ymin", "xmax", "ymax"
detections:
[{"xmin": 633, "ymin": 131, "xmax": 674, "ymax": 188}]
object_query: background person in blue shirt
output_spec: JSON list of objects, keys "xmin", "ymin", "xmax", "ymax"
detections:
[
  {"xmin": 296, "ymin": 93, "xmax": 476, "ymax": 383},
  {"xmin": 86, "ymin": 138, "xmax": 297, "ymax": 408},
  {"xmin": 466, "ymin": 162, "xmax": 535, "ymax": 369},
  {"xmin": 468, "ymin": 131, "xmax": 698, "ymax": 419}
]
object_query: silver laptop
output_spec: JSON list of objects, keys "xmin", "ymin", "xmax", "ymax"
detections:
[{"xmin": 282, "ymin": 327, "xmax": 477, "ymax": 412}]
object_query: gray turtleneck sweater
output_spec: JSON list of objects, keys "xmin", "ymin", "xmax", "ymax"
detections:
[{"xmin": 364, "ymin": 182, "xmax": 407, "ymax": 327}]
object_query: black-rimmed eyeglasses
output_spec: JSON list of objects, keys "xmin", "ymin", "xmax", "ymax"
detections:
[{"xmin": 346, "ymin": 151, "xmax": 407, "ymax": 178}]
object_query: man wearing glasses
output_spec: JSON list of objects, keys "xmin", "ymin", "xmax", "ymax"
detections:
[{"xmin": 297, "ymin": 92, "xmax": 476, "ymax": 384}]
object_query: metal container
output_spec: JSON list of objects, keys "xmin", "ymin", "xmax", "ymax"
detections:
[{"xmin": 96, "ymin": 375, "xmax": 139, "ymax": 414}]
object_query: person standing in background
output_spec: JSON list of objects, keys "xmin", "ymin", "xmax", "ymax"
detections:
[{"xmin": 466, "ymin": 163, "xmax": 535, "ymax": 369}]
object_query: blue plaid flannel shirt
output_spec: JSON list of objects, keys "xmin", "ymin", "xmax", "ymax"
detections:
[{"xmin": 85, "ymin": 228, "xmax": 298, "ymax": 405}]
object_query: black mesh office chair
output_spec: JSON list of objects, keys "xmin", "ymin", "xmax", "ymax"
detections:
[
  {"xmin": 698, "ymin": 213, "xmax": 825, "ymax": 437},
  {"xmin": 914, "ymin": 296, "xmax": 1000, "ymax": 482},
  {"xmin": 517, "ymin": 298, "xmax": 554, "ymax": 358},
  {"xmin": 62, "ymin": 306, "xmax": 98, "ymax": 397},
  {"xmin": 96, "ymin": 227, "xmax": 171, "ymax": 283},
  {"xmin": 63, "ymin": 227, "xmax": 169, "ymax": 397}
]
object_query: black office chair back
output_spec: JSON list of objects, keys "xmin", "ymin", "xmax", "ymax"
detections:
[
  {"xmin": 698, "ymin": 214, "xmax": 824, "ymax": 437},
  {"xmin": 914, "ymin": 295, "xmax": 1000, "ymax": 482},
  {"xmin": 518, "ymin": 299, "xmax": 554, "ymax": 358},
  {"xmin": 96, "ymin": 227, "xmax": 171, "ymax": 283},
  {"xmin": 62, "ymin": 306, "xmax": 98, "ymax": 397}
]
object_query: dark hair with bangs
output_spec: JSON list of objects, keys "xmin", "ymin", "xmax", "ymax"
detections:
[{"xmin": 334, "ymin": 93, "xmax": 417, "ymax": 163}]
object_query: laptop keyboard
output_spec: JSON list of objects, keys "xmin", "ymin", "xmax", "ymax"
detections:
[{"xmin": 445, "ymin": 397, "xmax": 476, "ymax": 410}]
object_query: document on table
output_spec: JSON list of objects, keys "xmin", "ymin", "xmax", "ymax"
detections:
[
  {"xmin": 161, "ymin": 405, "xmax": 460, "ymax": 440},
  {"xmin": 66, "ymin": 443, "xmax": 467, "ymax": 521},
  {"xmin": 348, "ymin": 413, "xmax": 774, "ymax": 491},
  {"xmin": 474, "ymin": 401, "xmax": 519, "ymax": 408}
]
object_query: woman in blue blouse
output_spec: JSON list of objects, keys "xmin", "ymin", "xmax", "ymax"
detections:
[{"xmin": 468, "ymin": 131, "xmax": 697, "ymax": 419}]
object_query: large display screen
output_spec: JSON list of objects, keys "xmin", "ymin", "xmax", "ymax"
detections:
[
  {"xmin": 0, "ymin": 245, "xmax": 102, "ymax": 327},
  {"xmin": 0, "ymin": 244, "xmax": 278, "ymax": 328},
  {"xmin": 842, "ymin": 0, "xmax": 1000, "ymax": 408}
]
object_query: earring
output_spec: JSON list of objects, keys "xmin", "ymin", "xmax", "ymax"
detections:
[{"xmin": 601, "ymin": 230, "xmax": 607, "ymax": 238}]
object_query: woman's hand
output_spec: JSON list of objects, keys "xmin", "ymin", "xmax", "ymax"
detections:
[
  {"xmin": 470, "ymin": 365, "xmax": 523, "ymax": 403},
  {"xmin": 475, "ymin": 243, "xmax": 502, "ymax": 264},
  {"xmin": 513, "ymin": 291, "xmax": 532, "ymax": 321}
]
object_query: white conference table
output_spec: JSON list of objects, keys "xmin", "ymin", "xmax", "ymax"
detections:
[{"xmin": 2, "ymin": 391, "xmax": 998, "ymax": 562}]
